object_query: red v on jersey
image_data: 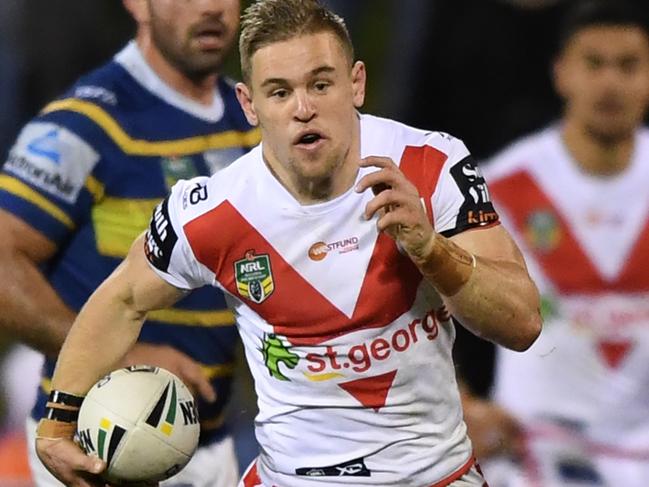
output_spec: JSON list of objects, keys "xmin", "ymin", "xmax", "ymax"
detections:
[
  {"xmin": 184, "ymin": 145, "xmax": 448, "ymax": 347},
  {"xmin": 185, "ymin": 201, "xmax": 422, "ymax": 346},
  {"xmin": 490, "ymin": 170, "xmax": 649, "ymax": 293}
]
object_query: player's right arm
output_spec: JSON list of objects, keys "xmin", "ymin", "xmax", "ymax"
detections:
[
  {"xmin": 0, "ymin": 118, "xmax": 100, "ymax": 355},
  {"xmin": 36, "ymin": 179, "xmax": 213, "ymax": 486},
  {"xmin": 0, "ymin": 209, "xmax": 75, "ymax": 355},
  {"xmin": 36, "ymin": 233, "xmax": 187, "ymax": 486},
  {"xmin": 51, "ymin": 233, "xmax": 187, "ymax": 397}
]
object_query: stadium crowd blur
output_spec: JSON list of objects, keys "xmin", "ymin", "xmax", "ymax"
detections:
[{"xmin": 0, "ymin": 0, "xmax": 646, "ymax": 485}]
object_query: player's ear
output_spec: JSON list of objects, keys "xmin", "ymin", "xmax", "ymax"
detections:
[
  {"xmin": 123, "ymin": 0, "xmax": 150, "ymax": 24},
  {"xmin": 236, "ymin": 83, "xmax": 259, "ymax": 126},
  {"xmin": 351, "ymin": 61, "xmax": 366, "ymax": 109}
]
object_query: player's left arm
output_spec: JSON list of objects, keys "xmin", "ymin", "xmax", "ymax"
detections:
[
  {"xmin": 445, "ymin": 223, "xmax": 541, "ymax": 351},
  {"xmin": 357, "ymin": 156, "xmax": 541, "ymax": 352}
]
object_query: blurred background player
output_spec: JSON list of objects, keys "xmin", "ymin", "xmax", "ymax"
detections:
[
  {"xmin": 0, "ymin": 0, "xmax": 259, "ymax": 485},
  {"xmin": 468, "ymin": 1, "xmax": 649, "ymax": 485}
]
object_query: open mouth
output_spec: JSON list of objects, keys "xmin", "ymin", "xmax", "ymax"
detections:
[
  {"xmin": 300, "ymin": 133, "xmax": 321, "ymax": 144},
  {"xmin": 295, "ymin": 132, "xmax": 325, "ymax": 147}
]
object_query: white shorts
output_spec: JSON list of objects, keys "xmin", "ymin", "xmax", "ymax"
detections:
[
  {"xmin": 26, "ymin": 417, "xmax": 239, "ymax": 487},
  {"xmin": 238, "ymin": 456, "xmax": 488, "ymax": 487}
]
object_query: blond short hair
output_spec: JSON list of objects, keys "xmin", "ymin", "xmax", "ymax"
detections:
[{"xmin": 239, "ymin": 0, "xmax": 354, "ymax": 82}]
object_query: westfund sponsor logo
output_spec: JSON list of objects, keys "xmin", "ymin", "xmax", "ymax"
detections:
[
  {"xmin": 144, "ymin": 198, "xmax": 177, "ymax": 272},
  {"xmin": 308, "ymin": 237, "xmax": 359, "ymax": 261}
]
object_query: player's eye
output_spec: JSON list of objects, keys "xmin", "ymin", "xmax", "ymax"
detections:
[
  {"xmin": 618, "ymin": 57, "xmax": 639, "ymax": 74},
  {"xmin": 271, "ymin": 88, "xmax": 289, "ymax": 99},
  {"xmin": 314, "ymin": 81, "xmax": 331, "ymax": 92},
  {"xmin": 584, "ymin": 55, "xmax": 603, "ymax": 71}
]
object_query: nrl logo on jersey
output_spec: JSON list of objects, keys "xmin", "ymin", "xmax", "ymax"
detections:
[{"xmin": 234, "ymin": 250, "xmax": 275, "ymax": 303}]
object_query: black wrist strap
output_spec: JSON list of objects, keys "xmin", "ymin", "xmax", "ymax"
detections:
[
  {"xmin": 48, "ymin": 390, "xmax": 84, "ymax": 408},
  {"xmin": 45, "ymin": 406, "xmax": 79, "ymax": 423}
]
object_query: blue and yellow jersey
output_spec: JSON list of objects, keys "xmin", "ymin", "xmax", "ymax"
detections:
[{"xmin": 0, "ymin": 42, "xmax": 260, "ymax": 444}]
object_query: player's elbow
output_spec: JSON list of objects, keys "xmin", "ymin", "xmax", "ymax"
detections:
[{"xmin": 508, "ymin": 311, "xmax": 542, "ymax": 352}]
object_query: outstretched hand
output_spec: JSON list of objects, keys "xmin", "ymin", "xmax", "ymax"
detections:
[
  {"xmin": 462, "ymin": 396, "xmax": 523, "ymax": 460},
  {"xmin": 123, "ymin": 342, "xmax": 217, "ymax": 403},
  {"xmin": 36, "ymin": 437, "xmax": 108, "ymax": 487},
  {"xmin": 356, "ymin": 156, "xmax": 435, "ymax": 261}
]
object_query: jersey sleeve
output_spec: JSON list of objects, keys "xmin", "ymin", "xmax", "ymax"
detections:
[
  {"xmin": 430, "ymin": 135, "xmax": 499, "ymax": 237},
  {"xmin": 144, "ymin": 178, "xmax": 215, "ymax": 290},
  {"xmin": 0, "ymin": 119, "xmax": 100, "ymax": 243}
]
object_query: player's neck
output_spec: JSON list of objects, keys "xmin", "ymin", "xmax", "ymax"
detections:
[
  {"xmin": 137, "ymin": 37, "xmax": 218, "ymax": 106},
  {"xmin": 263, "ymin": 128, "xmax": 361, "ymax": 205},
  {"xmin": 561, "ymin": 119, "xmax": 634, "ymax": 177},
  {"xmin": 264, "ymin": 153, "xmax": 360, "ymax": 205}
]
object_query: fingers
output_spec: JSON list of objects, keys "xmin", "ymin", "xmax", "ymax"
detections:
[
  {"xmin": 180, "ymin": 361, "xmax": 217, "ymax": 403},
  {"xmin": 73, "ymin": 455, "xmax": 106, "ymax": 476},
  {"xmin": 355, "ymin": 157, "xmax": 434, "ymax": 256},
  {"xmin": 77, "ymin": 471, "xmax": 111, "ymax": 487},
  {"xmin": 362, "ymin": 188, "xmax": 401, "ymax": 220},
  {"xmin": 374, "ymin": 208, "xmax": 410, "ymax": 234},
  {"xmin": 358, "ymin": 155, "xmax": 397, "ymax": 169},
  {"xmin": 355, "ymin": 156, "xmax": 420, "ymax": 217},
  {"xmin": 59, "ymin": 441, "xmax": 105, "ymax": 475},
  {"xmin": 355, "ymin": 160, "xmax": 402, "ymax": 195},
  {"xmin": 499, "ymin": 412, "xmax": 524, "ymax": 457},
  {"xmin": 464, "ymin": 400, "xmax": 523, "ymax": 460},
  {"xmin": 359, "ymin": 180, "xmax": 423, "ymax": 234},
  {"xmin": 37, "ymin": 437, "xmax": 106, "ymax": 487},
  {"xmin": 125, "ymin": 344, "xmax": 216, "ymax": 403},
  {"xmin": 355, "ymin": 158, "xmax": 413, "ymax": 220}
]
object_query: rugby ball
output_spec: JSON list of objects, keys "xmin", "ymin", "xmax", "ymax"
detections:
[{"xmin": 76, "ymin": 366, "xmax": 200, "ymax": 484}]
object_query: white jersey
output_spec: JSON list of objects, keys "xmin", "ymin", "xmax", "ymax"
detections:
[
  {"xmin": 484, "ymin": 125, "xmax": 649, "ymax": 459},
  {"xmin": 146, "ymin": 114, "xmax": 499, "ymax": 486}
]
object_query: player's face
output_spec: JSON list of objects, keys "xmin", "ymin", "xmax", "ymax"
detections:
[
  {"xmin": 239, "ymin": 32, "xmax": 366, "ymax": 200},
  {"xmin": 147, "ymin": 0, "xmax": 239, "ymax": 80},
  {"xmin": 555, "ymin": 26, "xmax": 649, "ymax": 142}
]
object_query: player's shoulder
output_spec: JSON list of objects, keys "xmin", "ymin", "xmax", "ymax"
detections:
[
  {"xmin": 168, "ymin": 147, "xmax": 262, "ymax": 223},
  {"xmin": 28, "ymin": 57, "xmax": 137, "ymax": 145},
  {"xmin": 360, "ymin": 114, "xmax": 467, "ymax": 164},
  {"xmin": 45, "ymin": 58, "xmax": 135, "ymax": 114},
  {"xmin": 67, "ymin": 62, "xmax": 127, "ymax": 108},
  {"xmin": 482, "ymin": 125, "xmax": 560, "ymax": 182}
]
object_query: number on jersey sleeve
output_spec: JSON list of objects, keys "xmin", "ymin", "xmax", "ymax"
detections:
[{"xmin": 144, "ymin": 178, "xmax": 215, "ymax": 290}]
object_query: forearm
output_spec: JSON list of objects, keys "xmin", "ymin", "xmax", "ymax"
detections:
[
  {"xmin": 416, "ymin": 235, "xmax": 541, "ymax": 351},
  {"xmin": 51, "ymin": 272, "xmax": 146, "ymax": 396},
  {"xmin": 447, "ymin": 256, "xmax": 541, "ymax": 350},
  {"xmin": 0, "ymin": 251, "xmax": 75, "ymax": 356},
  {"xmin": 51, "ymin": 234, "xmax": 186, "ymax": 396}
]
